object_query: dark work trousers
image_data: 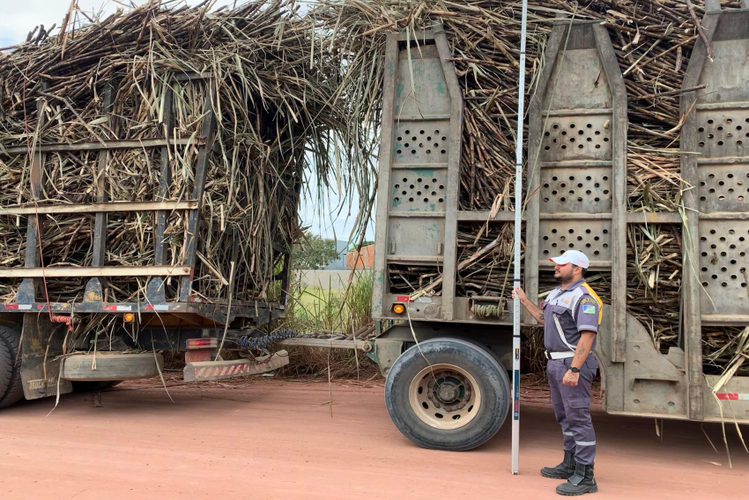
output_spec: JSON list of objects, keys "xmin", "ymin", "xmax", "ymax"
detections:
[{"xmin": 547, "ymin": 356, "xmax": 598, "ymax": 465}]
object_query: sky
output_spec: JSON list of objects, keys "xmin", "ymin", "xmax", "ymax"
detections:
[{"xmin": 0, "ymin": 0, "xmax": 372, "ymax": 244}]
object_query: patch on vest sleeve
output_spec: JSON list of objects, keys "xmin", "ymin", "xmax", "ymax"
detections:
[
  {"xmin": 581, "ymin": 297, "xmax": 597, "ymax": 306},
  {"xmin": 582, "ymin": 304, "xmax": 596, "ymax": 315}
]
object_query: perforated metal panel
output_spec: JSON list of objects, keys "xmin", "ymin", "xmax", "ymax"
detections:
[
  {"xmin": 687, "ymin": 18, "xmax": 749, "ymax": 319},
  {"xmin": 372, "ymin": 26, "xmax": 463, "ymax": 322},
  {"xmin": 541, "ymin": 115, "xmax": 612, "ymax": 161},
  {"xmin": 540, "ymin": 220, "xmax": 612, "ymax": 261},
  {"xmin": 698, "ymin": 219, "xmax": 749, "ymax": 316},
  {"xmin": 541, "ymin": 167, "xmax": 612, "ymax": 213},
  {"xmin": 695, "ymin": 111, "xmax": 749, "ymax": 157},
  {"xmin": 698, "ymin": 221, "xmax": 749, "ymax": 315},
  {"xmin": 528, "ymin": 20, "xmax": 628, "ymax": 367},
  {"xmin": 391, "ymin": 169, "xmax": 447, "ymax": 212},
  {"xmin": 680, "ymin": 4, "xmax": 749, "ymax": 422},
  {"xmin": 393, "ymin": 121, "xmax": 450, "ymax": 164},
  {"xmin": 529, "ymin": 22, "xmax": 623, "ymax": 271},
  {"xmin": 698, "ymin": 165, "xmax": 749, "ymax": 212}
]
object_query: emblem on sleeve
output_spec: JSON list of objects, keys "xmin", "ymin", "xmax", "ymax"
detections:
[
  {"xmin": 582, "ymin": 304, "xmax": 596, "ymax": 315},
  {"xmin": 581, "ymin": 297, "xmax": 596, "ymax": 306}
]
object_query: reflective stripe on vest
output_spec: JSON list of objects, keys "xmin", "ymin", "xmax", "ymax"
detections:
[{"xmin": 553, "ymin": 314, "xmax": 577, "ymax": 352}]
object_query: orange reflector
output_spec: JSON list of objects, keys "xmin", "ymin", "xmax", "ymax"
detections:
[
  {"xmin": 392, "ymin": 304, "xmax": 405, "ymax": 314},
  {"xmin": 123, "ymin": 313, "xmax": 135, "ymax": 323}
]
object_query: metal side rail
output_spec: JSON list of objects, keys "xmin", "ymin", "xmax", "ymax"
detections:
[
  {"xmin": 278, "ymin": 338, "xmax": 374, "ymax": 351},
  {"xmin": 0, "ymin": 300, "xmax": 283, "ymax": 324}
]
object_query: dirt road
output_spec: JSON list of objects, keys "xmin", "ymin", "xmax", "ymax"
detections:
[{"xmin": 0, "ymin": 378, "xmax": 746, "ymax": 499}]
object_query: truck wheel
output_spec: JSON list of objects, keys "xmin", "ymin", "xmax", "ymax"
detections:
[
  {"xmin": 0, "ymin": 325, "xmax": 25, "ymax": 409},
  {"xmin": 385, "ymin": 337, "xmax": 510, "ymax": 451}
]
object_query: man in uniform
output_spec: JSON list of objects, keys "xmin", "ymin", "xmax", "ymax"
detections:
[{"xmin": 513, "ymin": 250, "xmax": 601, "ymax": 496}]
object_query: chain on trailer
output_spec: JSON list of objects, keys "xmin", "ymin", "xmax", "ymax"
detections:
[{"xmin": 235, "ymin": 328, "xmax": 301, "ymax": 350}]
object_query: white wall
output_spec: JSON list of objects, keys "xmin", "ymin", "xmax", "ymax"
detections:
[{"xmin": 297, "ymin": 269, "xmax": 372, "ymax": 291}]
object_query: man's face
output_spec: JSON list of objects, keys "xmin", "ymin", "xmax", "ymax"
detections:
[{"xmin": 554, "ymin": 262, "xmax": 575, "ymax": 282}]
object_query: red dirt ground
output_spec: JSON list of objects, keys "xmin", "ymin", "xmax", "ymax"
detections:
[{"xmin": 0, "ymin": 378, "xmax": 746, "ymax": 499}]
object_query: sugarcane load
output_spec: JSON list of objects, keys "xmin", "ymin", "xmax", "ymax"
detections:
[{"xmin": 0, "ymin": 1, "xmax": 359, "ymax": 406}]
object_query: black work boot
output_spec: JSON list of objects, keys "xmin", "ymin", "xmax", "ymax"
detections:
[
  {"xmin": 556, "ymin": 462, "xmax": 597, "ymax": 496},
  {"xmin": 540, "ymin": 450, "xmax": 576, "ymax": 479}
]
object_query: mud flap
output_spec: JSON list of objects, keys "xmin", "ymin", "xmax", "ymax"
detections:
[{"xmin": 20, "ymin": 313, "xmax": 73, "ymax": 400}]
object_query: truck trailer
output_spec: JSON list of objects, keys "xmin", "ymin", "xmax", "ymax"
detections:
[
  {"xmin": 0, "ymin": 70, "xmax": 294, "ymax": 409},
  {"xmin": 366, "ymin": 5, "xmax": 749, "ymax": 451},
  {"xmin": 0, "ymin": 3, "xmax": 316, "ymax": 409}
]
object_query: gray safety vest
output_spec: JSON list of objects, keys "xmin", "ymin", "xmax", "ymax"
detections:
[{"xmin": 542, "ymin": 280, "xmax": 601, "ymax": 353}]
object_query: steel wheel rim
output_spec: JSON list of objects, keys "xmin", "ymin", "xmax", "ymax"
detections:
[{"xmin": 409, "ymin": 363, "xmax": 481, "ymax": 430}]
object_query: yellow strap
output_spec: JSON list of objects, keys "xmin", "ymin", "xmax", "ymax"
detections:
[{"xmin": 582, "ymin": 282, "xmax": 603, "ymax": 325}]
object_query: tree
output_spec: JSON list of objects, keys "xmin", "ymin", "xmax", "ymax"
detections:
[{"xmin": 291, "ymin": 231, "xmax": 340, "ymax": 270}]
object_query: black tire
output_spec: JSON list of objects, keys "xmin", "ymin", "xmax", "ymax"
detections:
[
  {"xmin": 385, "ymin": 337, "xmax": 511, "ymax": 451},
  {"xmin": 71, "ymin": 380, "xmax": 122, "ymax": 393},
  {"xmin": 0, "ymin": 325, "xmax": 25, "ymax": 409}
]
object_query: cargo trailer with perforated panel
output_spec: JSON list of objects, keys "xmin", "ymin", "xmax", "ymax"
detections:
[{"xmin": 366, "ymin": 5, "xmax": 749, "ymax": 452}]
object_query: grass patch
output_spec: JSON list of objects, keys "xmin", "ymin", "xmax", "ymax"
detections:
[
  {"xmin": 280, "ymin": 271, "xmax": 377, "ymax": 379},
  {"xmin": 286, "ymin": 272, "xmax": 373, "ymax": 335}
]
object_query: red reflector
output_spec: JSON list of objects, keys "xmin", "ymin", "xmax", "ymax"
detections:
[
  {"xmin": 716, "ymin": 393, "xmax": 738, "ymax": 400},
  {"xmin": 187, "ymin": 338, "xmax": 218, "ymax": 349}
]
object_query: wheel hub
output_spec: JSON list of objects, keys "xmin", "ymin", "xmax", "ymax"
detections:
[
  {"xmin": 410, "ymin": 363, "xmax": 481, "ymax": 430},
  {"xmin": 437, "ymin": 383, "xmax": 459, "ymax": 402},
  {"xmin": 426, "ymin": 372, "xmax": 472, "ymax": 412}
]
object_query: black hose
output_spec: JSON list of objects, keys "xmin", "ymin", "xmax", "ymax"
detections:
[{"xmin": 237, "ymin": 328, "xmax": 299, "ymax": 350}]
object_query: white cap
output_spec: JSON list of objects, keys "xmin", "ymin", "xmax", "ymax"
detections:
[{"xmin": 549, "ymin": 250, "xmax": 590, "ymax": 269}]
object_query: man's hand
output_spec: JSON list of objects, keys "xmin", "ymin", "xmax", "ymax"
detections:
[
  {"xmin": 563, "ymin": 369, "xmax": 579, "ymax": 387},
  {"xmin": 512, "ymin": 287, "xmax": 528, "ymax": 303},
  {"xmin": 513, "ymin": 287, "xmax": 544, "ymax": 325}
]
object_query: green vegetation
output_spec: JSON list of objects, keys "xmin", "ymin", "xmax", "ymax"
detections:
[
  {"xmin": 278, "ymin": 272, "xmax": 378, "ymax": 379},
  {"xmin": 291, "ymin": 232, "xmax": 341, "ymax": 270},
  {"xmin": 286, "ymin": 273, "xmax": 372, "ymax": 334}
]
